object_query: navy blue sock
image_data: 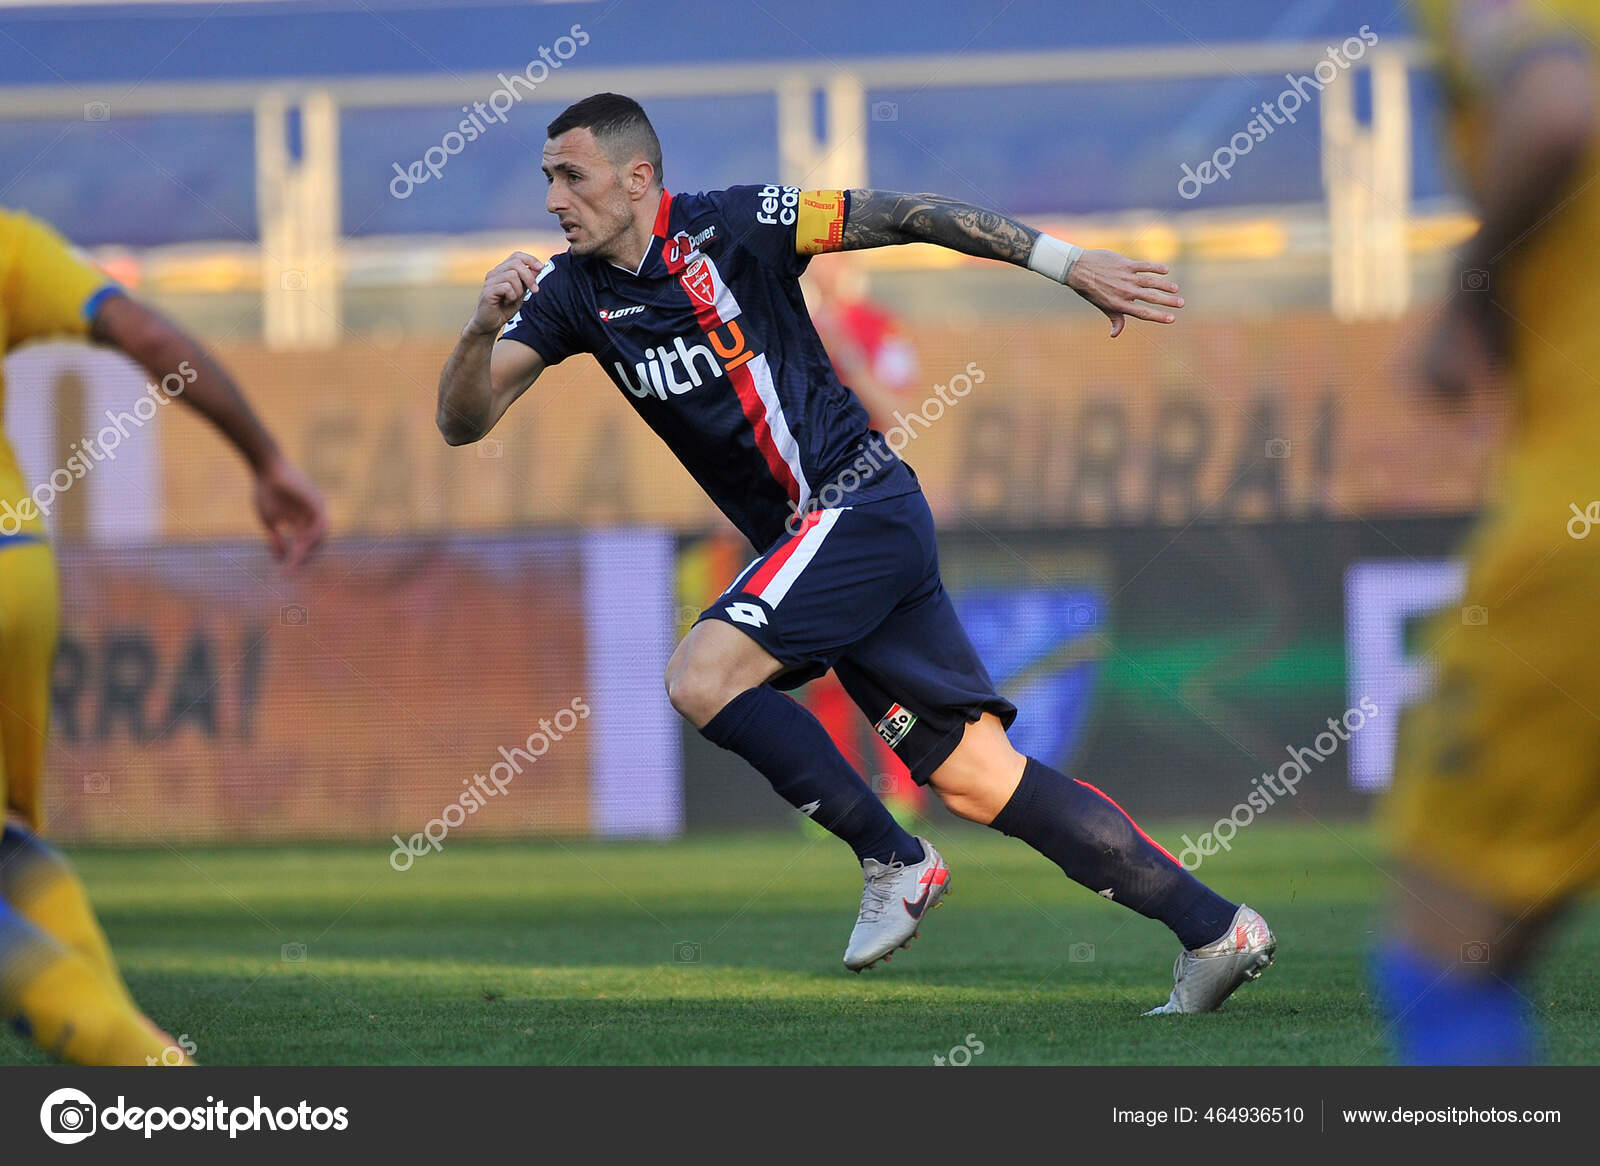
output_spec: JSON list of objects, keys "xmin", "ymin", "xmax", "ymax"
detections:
[
  {"xmin": 1374, "ymin": 940, "xmax": 1537, "ymax": 1065},
  {"xmin": 700, "ymin": 687, "xmax": 923, "ymax": 867},
  {"xmin": 990, "ymin": 757, "xmax": 1237, "ymax": 950}
]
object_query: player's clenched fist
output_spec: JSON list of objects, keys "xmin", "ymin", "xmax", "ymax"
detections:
[
  {"xmin": 1065, "ymin": 250, "xmax": 1184, "ymax": 338},
  {"xmin": 466, "ymin": 251, "xmax": 545, "ymax": 336}
]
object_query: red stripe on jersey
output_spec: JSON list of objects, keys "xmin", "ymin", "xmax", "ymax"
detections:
[
  {"xmin": 651, "ymin": 189, "xmax": 674, "ymax": 238},
  {"xmin": 725, "ymin": 359, "xmax": 801, "ymax": 503},
  {"xmin": 1073, "ymin": 779, "xmax": 1185, "ymax": 868},
  {"xmin": 660, "ymin": 222, "xmax": 802, "ymax": 503},
  {"xmin": 744, "ymin": 508, "xmax": 821, "ymax": 596}
]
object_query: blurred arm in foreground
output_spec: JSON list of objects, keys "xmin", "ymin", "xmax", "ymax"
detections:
[
  {"xmin": 92, "ymin": 295, "xmax": 327, "ymax": 568},
  {"xmin": 1424, "ymin": 32, "xmax": 1598, "ymax": 397}
]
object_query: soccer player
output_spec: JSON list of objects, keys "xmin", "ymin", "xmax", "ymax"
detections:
[
  {"xmin": 438, "ymin": 93, "xmax": 1275, "ymax": 1012},
  {"xmin": 0, "ymin": 206, "xmax": 328, "ymax": 1063},
  {"xmin": 1377, "ymin": 0, "xmax": 1600, "ymax": 1063}
]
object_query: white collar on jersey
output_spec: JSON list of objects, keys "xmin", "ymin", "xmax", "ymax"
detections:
[
  {"xmin": 608, "ymin": 188, "xmax": 673, "ymax": 277},
  {"xmin": 608, "ymin": 237, "xmax": 657, "ymax": 277}
]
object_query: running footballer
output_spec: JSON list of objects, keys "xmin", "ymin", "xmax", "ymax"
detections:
[{"xmin": 438, "ymin": 93, "xmax": 1275, "ymax": 1012}]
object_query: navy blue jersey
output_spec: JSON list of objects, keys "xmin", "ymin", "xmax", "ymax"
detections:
[{"xmin": 499, "ymin": 185, "xmax": 918, "ymax": 549}]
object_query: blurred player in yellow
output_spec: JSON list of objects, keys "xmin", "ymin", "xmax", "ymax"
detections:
[
  {"xmin": 0, "ymin": 207, "xmax": 327, "ymax": 1064},
  {"xmin": 1378, "ymin": 0, "xmax": 1600, "ymax": 1063}
]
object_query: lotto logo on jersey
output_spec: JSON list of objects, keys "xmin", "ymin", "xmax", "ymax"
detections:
[
  {"xmin": 875, "ymin": 703, "xmax": 917, "ymax": 750},
  {"xmin": 756, "ymin": 184, "xmax": 800, "ymax": 227}
]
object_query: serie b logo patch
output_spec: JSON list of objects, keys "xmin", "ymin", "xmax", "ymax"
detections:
[{"xmin": 875, "ymin": 703, "xmax": 917, "ymax": 750}]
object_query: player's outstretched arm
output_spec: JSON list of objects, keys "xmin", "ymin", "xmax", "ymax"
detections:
[
  {"xmin": 91, "ymin": 294, "xmax": 328, "ymax": 568},
  {"xmin": 840, "ymin": 190, "xmax": 1183, "ymax": 337},
  {"xmin": 437, "ymin": 252, "xmax": 547, "ymax": 445}
]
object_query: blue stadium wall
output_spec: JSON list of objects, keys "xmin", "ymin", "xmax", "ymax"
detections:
[{"xmin": 0, "ymin": 0, "xmax": 1451, "ymax": 246}]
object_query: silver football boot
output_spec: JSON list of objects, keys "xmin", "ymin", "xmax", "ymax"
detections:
[
  {"xmin": 1144, "ymin": 904, "xmax": 1276, "ymax": 1014},
  {"xmin": 843, "ymin": 838, "xmax": 949, "ymax": 972}
]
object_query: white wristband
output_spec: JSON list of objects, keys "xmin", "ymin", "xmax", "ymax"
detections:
[{"xmin": 1027, "ymin": 234, "xmax": 1083, "ymax": 285}]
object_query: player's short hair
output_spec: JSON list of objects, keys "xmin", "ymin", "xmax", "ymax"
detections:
[{"xmin": 547, "ymin": 93, "xmax": 664, "ymax": 186}]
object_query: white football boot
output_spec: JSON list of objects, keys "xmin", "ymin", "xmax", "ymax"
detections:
[
  {"xmin": 1144, "ymin": 904, "xmax": 1276, "ymax": 1014},
  {"xmin": 843, "ymin": 838, "xmax": 949, "ymax": 972}
]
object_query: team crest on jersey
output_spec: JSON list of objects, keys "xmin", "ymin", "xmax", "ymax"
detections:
[
  {"xmin": 875, "ymin": 703, "xmax": 917, "ymax": 750},
  {"xmin": 681, "ymin": 257, "xmax": 717, "ymax": 309}
]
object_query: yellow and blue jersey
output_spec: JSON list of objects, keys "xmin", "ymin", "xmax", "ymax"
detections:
[
  {"xmin": 1385, "ymin": 1, "xmax": 1600, "ymax": 910},
  {"xmin": 0, "ymin": 208, "xmax": 118, "ymax": 829},
  {"xmin": 0, "ymin": 207, "xmax": 120, "ymax": 539}
]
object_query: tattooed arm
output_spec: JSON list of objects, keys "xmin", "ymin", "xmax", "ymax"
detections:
[
  {"xmin": 839, "ymin": 190, "xmax": 1040, "ymax": 264},
  {"xmin": 839, "ymin": 189, "xmax": 1184, "ymax": 336}
]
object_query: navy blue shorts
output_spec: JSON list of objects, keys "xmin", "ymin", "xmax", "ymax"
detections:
[{"xmin": 698, "ymin": 489, "xmax": 1017, "ymax": 783}]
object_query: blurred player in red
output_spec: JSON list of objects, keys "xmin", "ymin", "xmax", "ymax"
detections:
[{"xmin": 804, "ymin": 258, "xmax": 927, "ymax": 827}]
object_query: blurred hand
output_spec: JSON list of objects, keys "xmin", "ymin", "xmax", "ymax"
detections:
[
  {"xmin": 467, "ymin": 251, "xmax": 545, "ymax": 336},
  {"xmin": 253, "ymin": 454, "xmax": 328, "ymax": 571},
  {"xmin": 1065, "ymin": 250, "xmax": 1185, "ymax": 337}
]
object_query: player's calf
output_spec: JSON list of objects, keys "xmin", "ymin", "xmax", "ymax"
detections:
[
  {"xmin": 930, "ymin": 716, "xmax": 1238, "ymax": 948},
  {"xmin": 673, "ymin": 620, "xmax": 924, "ymax": 871},
  {"xmin": 929, "ymin": 714, "xmax": 1274, "ymax": 1010}
]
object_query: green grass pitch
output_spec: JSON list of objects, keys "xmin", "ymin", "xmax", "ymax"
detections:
[{"xmin": 5, "ymin": 822, "xmax": 1598, "ymax": 1065}]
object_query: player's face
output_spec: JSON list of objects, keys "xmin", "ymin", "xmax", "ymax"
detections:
[{"xmin": 542, "ymin": 129, "xmax": 633, "ymax": 260}]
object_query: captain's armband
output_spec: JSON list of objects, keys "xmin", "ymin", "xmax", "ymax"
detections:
[{"xmin": 795, "ymin": 190, "xmax": 849, "ymax": 255}]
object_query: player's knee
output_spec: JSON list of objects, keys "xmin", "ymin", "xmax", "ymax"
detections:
[
  {"xmin": 927, "ymin": 716, "xmax": 1026, "ymax": 825},
  {"xmin": 664, "ymin": 659, "xmax": 735, "ymax": 729},
  {"xmin": 933, "ymin": 785, "xmax": 995, "ymax": 824},
  {"xmin": 931, "ymin": 777, "xmax": 1015, "ymax": 825},
  {"xmin": 666, "ymin": 619, "xmax": 784, "ymax": 728}
]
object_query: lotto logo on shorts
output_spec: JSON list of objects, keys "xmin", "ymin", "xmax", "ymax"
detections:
[
  {"xmin": 724, "ymin": 600, "xmax": 768, "ymax": 627},
  {"xmin": 875, "ymin": 703, "xmax": 917, "ymax": 749}
]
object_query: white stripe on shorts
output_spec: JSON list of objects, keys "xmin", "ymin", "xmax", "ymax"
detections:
[{"xmin": 757, "ymin": 507, "xmax": 843, "ymax": 609}]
